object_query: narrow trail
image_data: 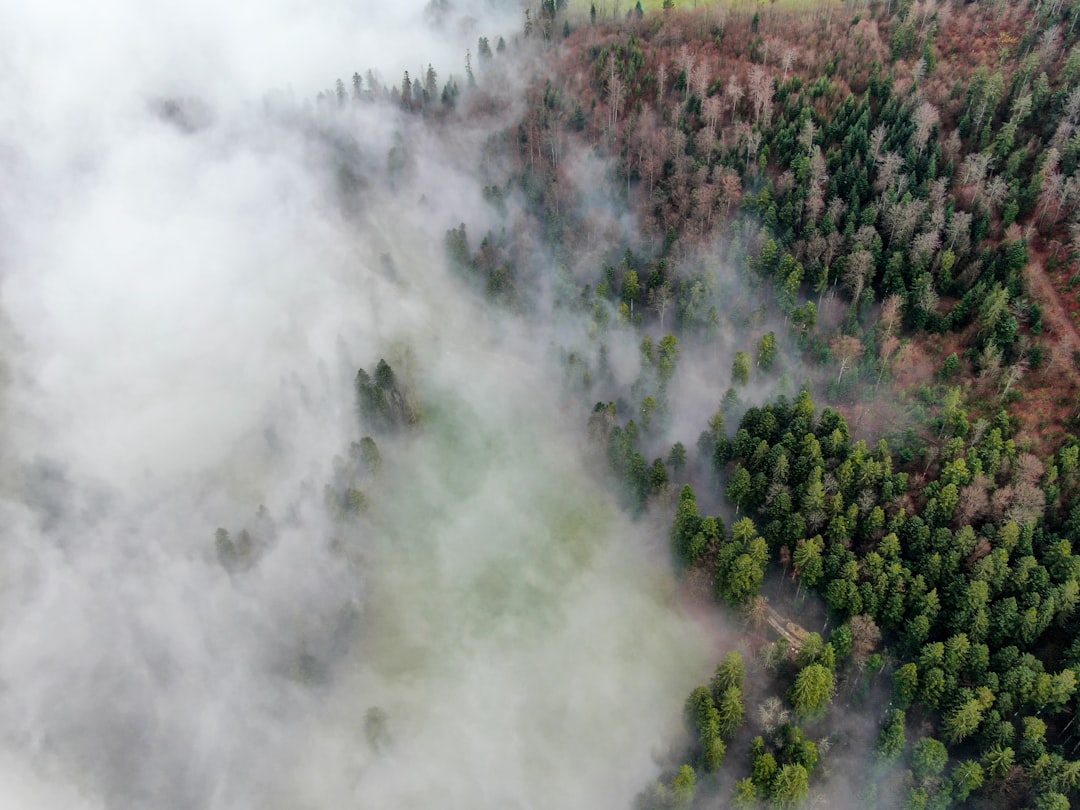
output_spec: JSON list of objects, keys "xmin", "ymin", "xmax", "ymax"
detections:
[{"xmin": 1025, "ymin": 256, "xmax": 1080, "ymax": 381}]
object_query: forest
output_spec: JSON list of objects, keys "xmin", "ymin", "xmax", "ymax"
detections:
[
  {"xmin": 5, "ymin": 0, "xmax": 1080, "ymax": 807},
  {"xmin": 308, "ymin": 0, "xmax": 1080, "ymax": 806}
]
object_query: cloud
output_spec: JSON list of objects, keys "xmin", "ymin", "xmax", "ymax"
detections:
[{"xmin": 0, "ymin": 1, "xmax": 713, "ymax": 807}]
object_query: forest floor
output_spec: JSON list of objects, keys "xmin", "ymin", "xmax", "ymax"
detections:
[{"xmin": 1015, "ymin": 250, "xmax": 1080, "ymax": 454}]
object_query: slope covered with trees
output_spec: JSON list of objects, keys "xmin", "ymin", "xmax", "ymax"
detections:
[{"xmin": 251, "ymin": 0, "xmax": 1080, "ymax": 806}]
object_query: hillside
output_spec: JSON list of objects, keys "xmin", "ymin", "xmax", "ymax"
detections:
[{"xmin": 4, "ymin": 0, "xmax": 1080, "ymax": 808}]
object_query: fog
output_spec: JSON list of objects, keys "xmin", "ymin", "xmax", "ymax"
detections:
[{"xmin": 0, "ymin": 1, "xmax": 714, "ymax": 807}]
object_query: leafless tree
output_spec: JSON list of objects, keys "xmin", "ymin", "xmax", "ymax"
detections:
[
  {"xmin": 693, "ymin": 62, "xmax": 711, "ymax": 100},
  {"xmin": 1037, "ymin": 149, "xmax": 1065, "ymax": 225},
  {"xmin": 725, "ymin": 74, "xmax": 744, "ymax": 121},
  {"xmin": 1013, "ymin": 453, "xmax": 1045, "ymax": 487},
  {"xmin": 781, "ymin": 46, "xmax": 797, "ymax": 80},
  {"xmin": 703, "ymin": 95, "xmax": 723, "ymax": 131},
  {"xmin": 843, "ymin": 249, "xmax": 874, "ymax": 303},
  {"xmin": 745, "ymin": 129, "xmax": 762, "ymax": 174},
  {"xmin": 607, "ymin": 60, "xmax": 625, "ymax": 131},
  {"xmin": 1065, "ymin": 85, "xmax": 1080, "ymax": 126},
  {"xmin": 649, "ymin": 282, "xmax": 673, "ymax": 330},
  {"xmin": 943, "ymin": 129, "xmax": 962, "ymax": 165},
  {"xmin": 832, "ymin": 335, "xmax": 865, "ymax": 385},
  {"xmin": 849, "ymin": 614, "xmax": 882, "ymax": 665},
  {"xmin": 913, "ymin": 101, "xmax": 939, "ymax": 155},
  {"xmin": 776, "ymin": 170, "xmax": 796, "ymax": 197},
  {"xmin": 947, "ymin": 210, "xmax": 973, "ymax": 253},
  {"xmin": 999, "ymin": 360, "xmax": 1027, "ymax": 400},
  {"xmin": 960, "ymin": 151, "xmax": 992, "ymax": 189},
  {"xmin": 874, "ymin": 152, "xmax": 904, "ymax": 195},
  {"xmin": 868, "ymin": 125, "xmax": 887, "ymax": 165},
  {"xmin": 719, "ymin": 169, "xmax": 741, "ymax": 218},
  {"xmin": 956, "ymin": 474, "xmax": 991, "ymax": 527},
  {"xmin": 748, "ymin": 66, "xmax": 774, "ymax": 125},
  {"xmin": 977, "ymin": 344, "xmax": 1002, "ymax": 386},
  {"xmin": 743, "ymin": 595, "xmax": 769, "ymax": 628},
  {"xmin": 912, "ymin": 229, "xmax": 941, "ymax": 268},
  {"xmin": 758, "ymin": 696, "xmax": 790, "ymax": 734},
  {"xmin": 1039, "ymin": 23, "xmax": 1062, "ymax": 66},
  {"xmin": 911, "ymin": 56, "xmax": 927, "ymax": 87}
]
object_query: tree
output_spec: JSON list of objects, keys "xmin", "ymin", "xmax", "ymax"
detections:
[
  {"xmin": 672, "ymin": 765, "xmax": 696, "ymax": 808},
  {"xmin": 849, "ymin": 614, "xmax": 882, "ymax": 665},
  {"xmin": 622, "ymin": 270, "xmax": 641, "ymax": 313},
  {"xmin": 758, "ymin": 332, "xmax": 778, "ymax": 370},
  {"xmin": 672, "ymin": 485, "xmax": 704, "ymax": 568},
  {"xmin": 796, "ymin": 632, "xmax": 823, "ymax": 667},
  {"xmin": 686, "ymin": 686, "xmax": 726, "ymax": 772},
  {"xmin": 893, "ymin": 663, "xmax": 919, "ymax": 709},
  {"xmin": 711, "ymin": 651, "xmax": 746, "ymax": 698},
  {"xmin": 358, "ymin": 436, "xmax": 382, "ymax": 472},
  {"xmin": 733, "ymin": 351, "xmax": 751, "ymax": 386},
  {"xmin": 912, "ymin": 737, "xmax": 948, "ymax": 781},
  {"xmin": 944, "ymin": 695, "xmax": 989, "ymax": 745},
  {"xmin": 831, "ymin": 335, "xmax": 864, "ymax": 386},
  {"xmin": 727, "ymin": 467, "xmax": 752, "ymax": 513},
  {"xmin": 649, "ymin": 283, "xmax": 673, "ymax": 329},
  {"xmin": 717, "ymin": 686, "xmax": 745, "ymax": 739},
  {"xmin": 789, "ymin": 663, "xmax": 834, "ymax": 720},
  {"xmin": 658, "ymin": 334, "xmax": 679, "ymax": 381},
  {"xmin": 667, "ymin": 442, "xmax": 687, "ymax": 476},
  {"xmin": 1034, "ymin": 793, "xmax": 1071, "ymax": 810},
  {"xmin": 718, "ymin": 549, "xmax": 767, "ymax": 606},
  {"xmin": 982, "ymin": 745, "xmax": 1015, "ymax": 778},
  {"xmin": 950, "ymin": 760, "xmax": 984, "ymax": 801},
  {"xmin": 752, "ymin": 750, "xmax": 778, "ymax": 796},
  {"xmin": 732, "ymin": 778, "xmax": 758, "ymax": 808},
  {"xmin": 793, "ymin": 535, "xmax": 824, "ymax": 590},
  {"xmin": 877, "ymin": 708, "xmax": 907, "ymax": 760},
  {"xmin": 769, "ymin": 764, "xmax": 809, "ymax": 808}
]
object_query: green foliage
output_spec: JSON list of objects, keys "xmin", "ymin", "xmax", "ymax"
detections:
[
  {"xmin": 877, "ymin": 708, "xmax": 907, "ymax": 761},
  {"xmin": 715, "ymin": 517, "xmax": 769, "ymax": 606},
  {"xmin": 711, "ymin": 651, "xmax": 746, "ymax": 698},
  {"xmin": 716, "ymin": 685, "xmax": 745, "ymax": 739},
  {"xmin": 757, "ymin": 332, "xmax": 778, "ymax": 371},
  {"xmin": 732, "ymin": 778, "xmax": 758, "ymax": 808},
  {"xmin": 355, "ymin": 360, "xmax": 417, "ymax": 432},
  {"xmin": 789, "ymin": 663, "xmax": 834, "ymax": 721},
  {"xmin": 893, "ymin": 663, "xmax": 918, "ymax": 709},
  {"xmin": 768, "ymin": 764, "xmax": 809, "ymax": 808},
  {"xmin": 672, "ymin": 485, "xmax": 704, "ymax": 568},
  {"xmin": 733, "ymin": 351, "xmax": 751, "ymax": 386},
  {"xmin": 912, "ymin": 737, "xmax": 948, "ymax": 781},
  {"xmin": 685, "ymin": 686, "xmax": 726, "ymax": 772},
  {"xmin": 672, "ymin": 765, "xmax": 696, "ymax": 808},
  {"xmin": 949, "ymin": 759, "xmax": 983, "ymax": 801}
]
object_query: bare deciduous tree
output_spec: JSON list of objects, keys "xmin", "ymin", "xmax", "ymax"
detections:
[
  {"xmin": 832, "ymin": 335, "xmax": 865, "ymax": 385},
  {"xmin": 725, "ymin": 74, "xmax": 743, "ymax": 121}
]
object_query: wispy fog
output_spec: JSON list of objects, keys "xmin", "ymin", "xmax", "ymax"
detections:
[{"xmin": 0, "ymin": 1, "xmax": 711, "ymax": 807}]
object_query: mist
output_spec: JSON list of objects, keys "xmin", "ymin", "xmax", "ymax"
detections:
[{"xmin": 0, "ymin": 1, "xmax": 715, "ymax": 807}]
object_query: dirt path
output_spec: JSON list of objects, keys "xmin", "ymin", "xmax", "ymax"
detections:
[
  {"xmin": 1025, "ymin": 256, "xmax": 1080, "ymax": 379},
  {"xmin": 764, "ymin": 602, "xmax": 810, "ymax": 649}
]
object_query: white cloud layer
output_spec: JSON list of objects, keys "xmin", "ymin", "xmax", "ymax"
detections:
[{"xmin": 0, "ymin": 1, "xmax": 711, "ymax": 807}]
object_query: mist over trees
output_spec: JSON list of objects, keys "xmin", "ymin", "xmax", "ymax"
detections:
[{"xmin": 5, "ymin": 0, "xmax": 1080, "ymax": 808}]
